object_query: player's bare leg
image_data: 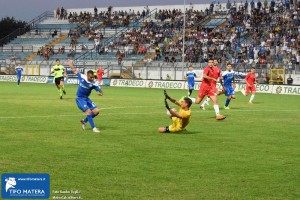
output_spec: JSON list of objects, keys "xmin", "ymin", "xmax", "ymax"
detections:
[{"xmin": 189, "ymin": 96, "xmax": 205, "ymax": 105}]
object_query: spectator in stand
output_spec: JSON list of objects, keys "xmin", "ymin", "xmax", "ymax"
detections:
[
  {"xmin": 60, "ymin": 7, "xmax": 64, "ymax": 20},
  {"xmin": 287, "ymin": 75, "xmax": 293, "ymax": 85},
  {"xmin": 95, "ymin": 38, "xmax": 100, "ymax": 54},
  {"xmin": 52, "ymin": 29, "xmax": 58, "ymax": 38},
  {"xmin": 118, "ymin": 56, "xmax": 123, "ymax": 66},
  {"xmin": 56, "ymin": 8, "xmax": 60, "ymax": 19},
  {"xmin": 166, "ymin": 74, "xmax": 172, "ymax": 80},
  {"xmin": 94, "ymin": 6, "xmax": 98, "ymax": 17},
  {"xmin": 251, "ymin": 0, "xmax": 255, "ymax": 10}
]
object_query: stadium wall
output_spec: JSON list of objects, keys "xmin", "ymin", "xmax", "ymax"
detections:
[
  {"xmin": 109, "ymin": 79, "xmax": 300, "ymax": 96},
  {"xmin": 1, "ymin": 75, "xmax": 300, "ymax": 95}
]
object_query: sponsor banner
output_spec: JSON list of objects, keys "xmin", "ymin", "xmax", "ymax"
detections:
[
  {"xmin": 0, "ymin": 75, "xmax": 18, "ymax": 82},
  {"xmin": 0, "ymin": 75, "xmax": 48, "ymax": 83},
  {"xmin": 47, "ymin": 76, "xmax": 54, "ymax": 84},
  {"xmin": 65, "ymin": 78, "xmax": 111, "ymax": 86},
  {"xmin": 146, "ymin": 80, "xmax": 185, "ymax": 89},
  {"xmin": 183, "ymin": 81, "xmax": 201, "ymax": 90},
  {"xmin": 109, "ymin": 79, "xmax": 300, "ymax": 95},
  {"xmin": 66, "ymin": 67, "xmax": 84, "ymax": 77},
  {"xmin": 236, "ymin": 83, "xmax": 273, "ymax": 93},
  {"xmin": 102, "ymin": 78, "xmax": 111, "ymax": 86},
  {"xmin": 2, "ymin": 173, "xmax": 50, "ymax": 199},
  {"xmin": 23, "ymin": 76, "xmax": 48, "ymax": 83},
  {"xmin": 272, "ymin": 85, "xmax": 300, "ymax": 95},
  {"xmin": 65, "ymin": 78, "xmax": 79, "ymax": 85},
  {"xmin": 110, "ymin": 79, "xmax": 147, "ymax": 87}
]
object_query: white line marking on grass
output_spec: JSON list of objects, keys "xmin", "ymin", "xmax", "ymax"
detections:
[
  {"xmin": 101, "ymin": 105, "xmax": 161, "ymax": 110},
  {"xmin": 0, "ymin": 112, "xmax": 164, "ymax": 119},
  {"xmin": 0, "ymin": 109, "xmax": 297, "ymax": 119}
]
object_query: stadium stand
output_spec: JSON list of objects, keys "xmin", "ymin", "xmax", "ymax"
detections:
[{"xmin": 0, "ymin": 1, "xmax": 299, "ymax": 80}]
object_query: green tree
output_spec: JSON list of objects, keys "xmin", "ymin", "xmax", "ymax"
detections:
[{"xmin": 0, "ymin": 17, "xmax": 27, "ymax": 39}]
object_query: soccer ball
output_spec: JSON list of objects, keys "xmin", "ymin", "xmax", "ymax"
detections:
[{"xmin": 166, "ymin": 108, "xmax": 176, "ymax": 117}]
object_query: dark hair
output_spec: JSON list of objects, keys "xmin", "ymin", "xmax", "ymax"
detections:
[
  {"xmin": 251, "ymin": 67, "xmax": 255, "ymax": 69},
  {"xmin": 56, "ymin": 59, "xmax": 60, "ymax": 62},
  {"xmin": 184, "ymin": 97, "xmax": 192, "ymax": 108},
  {"xmin": 87, "ymin": 70, "xmax": 94, "ymax": 75}
]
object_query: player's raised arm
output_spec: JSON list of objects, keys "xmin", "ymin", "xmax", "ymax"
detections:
[
  {"xmin": 164, "ymin": 90, "xmax": 180, "ymax": 106},
  {"xmin": 164, "ymin": 99, "xmax": 183, "ymax": 118},
  {"xmin": 64, "ymin": 67, "xmax": 69, "ymax": 78},
  {"xmin": 67, "ymin": 60, "xmax": 78, "ymax": 75}
]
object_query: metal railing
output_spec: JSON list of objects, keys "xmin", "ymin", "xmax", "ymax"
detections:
[{"xmin": 1, "ymin": 59, "xmax": 299, "ymax": 79}]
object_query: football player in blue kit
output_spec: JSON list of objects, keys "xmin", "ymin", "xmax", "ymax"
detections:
[{"xmin": 67, "ymin": 60, "xmax": 103, "ymax": 133}]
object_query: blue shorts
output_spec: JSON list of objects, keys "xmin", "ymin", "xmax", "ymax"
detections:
[
  {"xmin": 225, "ymin": 86, "xmax": 235, "ymax": 96},
  {"xmin": 17, "ymin": 75, "xmax": 21, "ymax": 80},
  {"xmin": 188, "ymin": 82, "xmax": 195, "ymax": 90},
  {"xmin": 76, "ymin": 97, "xmax": 97, "ymax": 112}
]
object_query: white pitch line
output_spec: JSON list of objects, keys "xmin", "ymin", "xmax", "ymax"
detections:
[
  {"xmin": 0, "ymin": 108, "xmax": 298, "ymax": 119},
  {"xmin": 101, "ymin": 105, "xmax": 161, "ymax": 110}
]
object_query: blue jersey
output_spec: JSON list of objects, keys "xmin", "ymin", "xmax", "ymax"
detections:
[
  {"xmin": 222, "ymin": 70, "xmax": 235, "ymax": 96},
  {"xmin": 222, "ymin": 71, "xmax": 235, "ymax": 87},
  {"xmin": 186, "ymin": 71, "xmax": 196, "ymax": 84},
  {"xmin": 15, "ymin": 66, "xmax": 23, "ymax": 76},
  {"xmin": 76, "ymin": 73, "xmax": 101, "ymax": 98}
]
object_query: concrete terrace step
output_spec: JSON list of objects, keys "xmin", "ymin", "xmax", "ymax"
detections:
[{"xmin": 40, "ymin": 18, "xmax": 70, "ymax": 24}]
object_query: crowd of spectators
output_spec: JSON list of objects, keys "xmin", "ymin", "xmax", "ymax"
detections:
[
  {"xmin": 49, "ymin": 1, "xmax": 300, "ymax": 69},
  {"xmin": 37, "ymin": 46, "xmax": 54, "ymax": 60}
]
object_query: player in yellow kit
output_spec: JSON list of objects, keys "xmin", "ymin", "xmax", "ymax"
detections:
[
  {"xmin": 158, "ymin": 90, "xmax": 192, "ymax": 133},
  {"xmin": 50, "ymin": 59, "xmax": 68, "ymax": 99}
]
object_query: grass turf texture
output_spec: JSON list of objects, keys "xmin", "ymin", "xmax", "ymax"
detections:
[{"xmin": 0, "ymin": 82, "xmax": 299, "ymax": 199}]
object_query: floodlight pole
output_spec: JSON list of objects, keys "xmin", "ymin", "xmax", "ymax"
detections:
[{"xmin": 182, "ymin": 0, "xmax": 186, "ymax": 80}]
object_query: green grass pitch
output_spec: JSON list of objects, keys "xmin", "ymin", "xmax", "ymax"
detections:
[{"xmin": 0, "ymin": 82, "xmax": 299, "ymax": 199}]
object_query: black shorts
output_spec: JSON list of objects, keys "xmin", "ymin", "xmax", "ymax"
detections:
[{"xmin": 55, "ymin": 77, "xmax": 64, "ymax": 85}]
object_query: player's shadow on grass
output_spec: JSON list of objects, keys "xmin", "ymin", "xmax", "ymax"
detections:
[
  {"xmin": 223, "ymin": 107, "xmax": 242, "ymax": 110},
  {"xmin": 174, "ymin": 131, "xmax": 199, "ymax": 135}
]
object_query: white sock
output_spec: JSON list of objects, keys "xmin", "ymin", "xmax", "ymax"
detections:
[
  {"xmin": 250, "ymin": 94, "xmax": 255, "ymax": 102},
  {"xmin": 189, "ymin": 97, "xmax": 196, "ymax": 103},
  {"xmin": 206, "ymin": 97, "xmax": 211, "ymax": 104},
  {"xmin": 213, "ymin": 105, "xmax": 220, "ymax": 116},
  {"xmin": 201, "ymin": 101, "xmax": 206, "ymax": 108},
  {"xmin": 241, "ymin": 89, "xmax": 246, "ymax": 96}
]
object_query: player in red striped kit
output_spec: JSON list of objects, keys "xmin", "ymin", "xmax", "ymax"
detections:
[
  {"xmin": 189, "ymin": 59, "xmax": 226, "ymax": 120},
  {"xmin": 241, "ymin": 67, "xmax": 258, "ymax": 104}
]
